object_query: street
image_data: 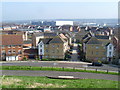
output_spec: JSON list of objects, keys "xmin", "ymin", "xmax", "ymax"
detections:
[
  {"xmin": 1, "ymin": 61, "xmax": 119, "ymax": 71},
  {"xmin": 1, "ymin": 70, "xmax": 118, "ymax": 81}
]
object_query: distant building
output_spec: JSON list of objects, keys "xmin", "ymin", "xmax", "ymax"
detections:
[{"xmin": 56, "ymin": 21, "xmax": 73, "ymax": 26}]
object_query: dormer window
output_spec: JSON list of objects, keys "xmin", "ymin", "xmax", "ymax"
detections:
[
  {"xmin": 8, "ymin": 45, "xmax": 11, "ymax": 48},
  {"xmin": 109, "ymin": 45, "xmax": 112, "ymax": 50},
  {"xmin": 40, "ymin": 45, "xmax": 42, "ymax": 47},
  {"xmin": 8, "ymin": 50, "xmax": 11, "ymax": 54}
]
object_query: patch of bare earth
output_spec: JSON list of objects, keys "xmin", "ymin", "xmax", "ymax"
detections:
[
  {"xmin": 27, "ymin": 83, "xmax": 66, "ymax": 88},
  {"xmin": 2, "ymin": 77, "xmax": 22, "ymax": 85}
]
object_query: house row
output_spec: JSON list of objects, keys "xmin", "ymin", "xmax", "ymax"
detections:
[
  {"xmin": 31, "ymin": 32, "xmax": 71, "ymax": 59},
  {"xmin": 0, "ymin": 31, "xmax": 71, "ymax": 61}
]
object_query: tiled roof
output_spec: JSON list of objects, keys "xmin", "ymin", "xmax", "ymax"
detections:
[{"xmin": 2, "ymin": 34, "xmax": 23, "ymax": 45}]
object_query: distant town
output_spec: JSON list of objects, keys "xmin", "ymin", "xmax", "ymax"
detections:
[{"xmin": 0, "ymin": 19, "xmax": 120, "ymax": 65}]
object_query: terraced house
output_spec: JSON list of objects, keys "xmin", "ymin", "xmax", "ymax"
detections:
[
  {"xmin": 0, "ymin": 34, "xmax": 23, "ymax": 61},
  {"xmin": 83, "ymin": 36, "xmax": 114, "ymax": 62},
  {"xmin": 38, "ymin": 35, "xmax": 69, "ymax": 59}
]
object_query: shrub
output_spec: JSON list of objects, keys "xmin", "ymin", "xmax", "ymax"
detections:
[
  {"xmin": 22, "ymin": 57, "xmax": 28, "ymax": 61},
  {"xmin": 41, "ymin": 58, "xmax": 63, "ymax": 61},
  {"xmin": 84, "ymin": 59, "xmax": 92, "ymax": 63}
]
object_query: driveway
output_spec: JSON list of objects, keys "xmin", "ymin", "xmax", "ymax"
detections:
[
  {"xmin": 1, "ymin": 70, "xmax": 118, "ymax": 81},
  {"xmin": 71, "ymin": 43, "xmax": 79, "ymax": 61}
]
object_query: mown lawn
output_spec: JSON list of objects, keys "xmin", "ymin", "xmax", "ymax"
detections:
[
  {"xmin": 1, "ymin": 75, "xmax": 118, "ymax": 88},
  {"xmin": 1, "ymin": 66, "xmax": 119, "ymax": 75}
]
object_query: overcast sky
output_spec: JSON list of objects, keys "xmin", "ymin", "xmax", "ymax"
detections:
[{"xmin": 1, "ymin": 1, "xmax": 118, "ymax": 21}]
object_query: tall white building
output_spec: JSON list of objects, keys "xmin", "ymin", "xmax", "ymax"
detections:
[{"xmin": 56, "ymin": 21, "xmax": 73, "ymax": 26}]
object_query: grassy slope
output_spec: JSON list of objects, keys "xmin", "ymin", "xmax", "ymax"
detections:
[{"xmin": 1, "ymin": 75, "xmax": 118, "ymax": 88}]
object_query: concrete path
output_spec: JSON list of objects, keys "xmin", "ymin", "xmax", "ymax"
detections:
[{"xmin": 1, "ymin": 70, "xmax": 118, "ymax": 81}]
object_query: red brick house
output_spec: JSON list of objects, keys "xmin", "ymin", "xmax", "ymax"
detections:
[{"xmin": 0, "ymin": 34, "xmax": 23, "ymax": 61}]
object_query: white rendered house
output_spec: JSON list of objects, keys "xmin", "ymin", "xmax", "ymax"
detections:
[{"xmin": 106, "ymin": 43, "xmax": 114, "ymax": 62}]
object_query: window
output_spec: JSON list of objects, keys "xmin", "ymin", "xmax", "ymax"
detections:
[
  {"xmin": 57, "ymin": 45, "xmax": 59, "ymax": 47},
  {"xmin": 102, "ymin": 57, "xmax": 105, "ymax": 60},
  {"xmin": 18, "ymin": 50, "xmax": 22, "ymax": 54},
  {"xmin": 2, "ymin": 50, "xmax": 5, "ymax": 55},
  {"xmin": 52, "ymin": 50, "xmax": 55, "ymax": 53},
  {"xmin": 52, "ymin": 56, "xmax": 55, "ymax": 58},
  {"xmin": 2, "ymin": 46, "xmax": 4, "ymax": 49},
  {"xmin": 13, "ymin": 50, "xmax": 16, "ymax": 53},
  {"xmin": 12, "ymin": 45, "xmax": 16, "ymax": 48},
  {"xmin": 8, "ymin": 50, "xmax": 11, "ymax": 54},
  {"xmin": 18, "ymin": 45, "xmax": 21, "ymax": 48},
  {"xmin": 96, "ymin": 46, "xmax": 99, "ymax": 49},
  {"xmin": 103, "ymin": 52, "xmax": 106, "ymax": 55},
  {"xmin": 91, "ymin": 51, "xmax": 93, "ymax": 55},
  {"xmin": 40, "ymin": 45, "xmax": 42, "ymax": 47},
  {"xmin": 40, "ymin": 49, "xmax": 42, "ymax": 52},
  {"xmin": 8, "ymin": 45, "xmax": 11, "ymax": 48},
  {"xmin": 46, "ymin": 49, "xmax": 48, "ymax": 52},
  {"xmin": 109, "ymin": 51, "xmax": 111, "ymax": 56},
  {"xmin": 109, "ymin": 46, "xmax": 112, "ymax": 50},
  {"xmin": 96, "ymin": 52, "xmax": 98, "ymax": 55}
]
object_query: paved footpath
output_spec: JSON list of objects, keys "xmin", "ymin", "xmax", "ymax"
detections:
[
  {"xmin": 1, "ymin": 61, "xmax": 118, "ymax": 71},
  {"xmin": 1, "ymin": 70, "xmax": 118, "ymax": 81}
]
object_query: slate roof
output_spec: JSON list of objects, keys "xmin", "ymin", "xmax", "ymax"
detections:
[
  {"xmin": 95, "ymin": 35, "xmax": 109, "ymax": 39},
  {"xmin": 34, "ymin": 32, "xmax": 57, "ymax": 37},
  {"xmin": 86, "ymin": 37, "xmax": 102, "ymax": 44},
  {"xmin": 24, "ymin": 40, "xmax": 32, "ymax": 44},
  {"xmin": 39, "ymin": 38, "xmax": 52, "ymax": 44},
  {"xmin": 49, "ymin": 37, "xmax": 65, "ymax": 43},
  {"xmin": 44, "ymin": 32, "xmax": 57, "ymax": 37},
  {"xmin": 34, "ymin": 32, "xmax": 44, "ymax": 37},
  {"xmin": 106, "ymin": 42, "xmax": 113, "ymax": 46}
]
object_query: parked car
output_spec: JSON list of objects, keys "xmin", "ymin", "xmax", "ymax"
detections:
[
  {"xmin": 92, "ymin": 62, "xmax": 102, "ymax": 66},
  {"xmin": 77, "ymin": 56, "xmax": 80, "ymax": 58},
  {"xmin": 68, "ymin": 55, "xmax": 71, "ymax": 58}
]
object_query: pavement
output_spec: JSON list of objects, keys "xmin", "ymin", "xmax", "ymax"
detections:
[
  {"xmin": 1, "ymin": 61, "xmax": 119, "ymax": 72},
  {"xmin": 1, "ymin": 70, "xmax": 118, "ymax": 81}
]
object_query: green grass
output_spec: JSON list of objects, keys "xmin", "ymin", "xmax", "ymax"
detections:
[
  {"xmin": 1, "ymin": 66, "xmax": 119, "ymax": 75},
  {"xmin": 1, "ymin": 75, "xmax": 118, "ymax": 88}
]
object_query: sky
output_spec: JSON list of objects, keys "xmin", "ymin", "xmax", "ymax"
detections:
[{"xmin": 1, "ymin": 1, "xmax": 118, "ymax": 21}]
